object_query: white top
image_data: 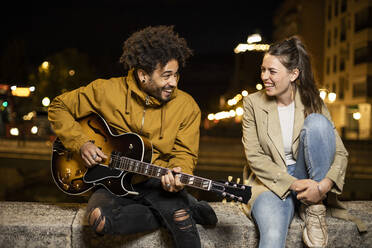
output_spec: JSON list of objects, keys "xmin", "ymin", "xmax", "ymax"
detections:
[{"xmin": 277, "ymin": 101, "xmax": 296, "ymax": 165}]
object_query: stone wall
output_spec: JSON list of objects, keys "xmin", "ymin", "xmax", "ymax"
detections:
[{"xmin": 0, "ymin": 201, "xmax": 370, "ymax": 248}]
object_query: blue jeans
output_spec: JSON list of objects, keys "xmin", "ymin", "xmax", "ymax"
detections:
[{"xmin": 251, "ymin": 113, "xmax": 336, "ymax": 248}]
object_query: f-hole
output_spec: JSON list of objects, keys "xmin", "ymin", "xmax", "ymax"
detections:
[{"xmin": 88, "ymin": 120, "xmax": 107, "ymax": 142}]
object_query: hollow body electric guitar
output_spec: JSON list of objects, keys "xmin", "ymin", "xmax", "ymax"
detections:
[{"xmin": 51, "ymin": 114, "xmax": 251, "ymax": 203}]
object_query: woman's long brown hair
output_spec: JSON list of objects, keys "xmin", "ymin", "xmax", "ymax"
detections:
[{"xmin": 267, "ymin": 36, "xmax": 323, "ymax": 116}]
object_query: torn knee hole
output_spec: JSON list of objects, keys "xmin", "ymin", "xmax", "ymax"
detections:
[
  {"xmin": 89, "ymin": 208, "xmax": 106, "ymax": 233},
  {"xmin": 173, "ymin": 209, "xmax": 189, "ymax": 221},
  {"xmin": 174, "ymin": 209, "xmax": 192, "ymax": 230}
]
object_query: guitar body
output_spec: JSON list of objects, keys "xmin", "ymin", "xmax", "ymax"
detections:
[{"xmin": 51, "ymin": 114, "xmax": 153, "ymax": 196}]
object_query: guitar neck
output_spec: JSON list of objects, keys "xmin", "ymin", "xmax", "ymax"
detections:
[{"xmin": 110, "ymin": 155, "xmax": 212, "ymax": 191}]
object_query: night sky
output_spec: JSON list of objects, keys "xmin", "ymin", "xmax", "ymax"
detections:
[{"xmin": 1, "ymin": 0, "xmax": 283, "ymax": 112}]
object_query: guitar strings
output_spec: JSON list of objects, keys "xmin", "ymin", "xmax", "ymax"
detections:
[{"xmin": 110, "ymin": 155, "xmax": 207, "ymax": 187}]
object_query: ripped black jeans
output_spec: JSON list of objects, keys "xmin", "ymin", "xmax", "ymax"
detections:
[{"xmin": 86, "ymin": 178, "xmax": 201, "ymax": 248}]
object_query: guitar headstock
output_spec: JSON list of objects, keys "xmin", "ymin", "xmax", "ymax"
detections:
[{"xmin": 210, "ymin": 176, "xmax": 251, "ymax": 204}]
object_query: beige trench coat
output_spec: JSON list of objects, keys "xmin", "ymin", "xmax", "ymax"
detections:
[{"xmin": 241, "ymin": 89, "xmax": 366, "ymax": 232}]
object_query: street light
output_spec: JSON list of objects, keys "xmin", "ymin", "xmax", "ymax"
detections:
[
  {"xmin": 236, "ymin": 107, "xmax": 244, "ymax": 116},
  {"xmin": 11, "ymin": 86, "xmax": 31, "ymax": 97},
  {"xmin": 39, "ymin": 61, "xmax": 51, "ymax": 73},
  {"xmin": 328, "ymin": 92, "xmax": 337, "ymax": 103},
  {"xmin": 319, "ymin": 89, "xmax": 336, "ymax": 103},
  {"xmin": 256, "ymin": 84, "xmax": 263, "ymax": 90},
  {"xmin": 353, "ymin": 112, "xmax": 361, "ymax": 120},
  {"xmin": 234, "ymin": 44, "xmax": 270, "ymax": 53},
  {"xmin": 247, "ymin": 34, "xmax": 262, "ymax": 44},
  {"xmin": 41, "ymin": 61, "xmax": 50, "ymax": 70},
  {"xmin": 234, "ymin": 33, "xmax": 270, "ymax": 54},
  {"xmin": 234, "ymin": 44, "xmax": 250, "ymax": 53},
  {"xmin": 319, "ymin": 89, "xmax": 327, "ymax": 100},
  {"xmin": 10, "ymin": 128, "xmax": 19, "ymax": 136},
  {"xmin": 42, "ymin": 97, "xmax": 50, "ymax": 107}
]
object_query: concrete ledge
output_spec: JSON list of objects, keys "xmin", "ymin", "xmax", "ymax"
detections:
[{"xmin": 0, "ymin": 201, "xmax": 370, "ymax": 248}]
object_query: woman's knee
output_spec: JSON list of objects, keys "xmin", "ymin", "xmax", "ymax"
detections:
[{"xmin": 303, "ymin": 113, "xmax": 332, "ymax": 132}]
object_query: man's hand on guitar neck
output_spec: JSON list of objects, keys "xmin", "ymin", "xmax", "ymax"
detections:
[
  {"xmin": 161, "ymin": 167, "xmax": 185, "ymax": 193},
  {"xmin": 80, "ymin": 141, "xmax": 108, "ymax": 167}
]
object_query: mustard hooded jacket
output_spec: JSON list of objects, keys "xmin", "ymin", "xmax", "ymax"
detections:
[{"xmin": 48, "ymin": 69, "xmax": 201, "ymax": 175}]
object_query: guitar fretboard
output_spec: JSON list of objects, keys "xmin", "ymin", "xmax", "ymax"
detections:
[{"xmin": 110, "ymin": 155, "xmax": 211, "ymax": 191}]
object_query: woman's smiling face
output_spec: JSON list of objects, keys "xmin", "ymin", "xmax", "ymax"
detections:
[{"xmin": 260, "ymin": 53, "xmax": 295, "ymax": 99}]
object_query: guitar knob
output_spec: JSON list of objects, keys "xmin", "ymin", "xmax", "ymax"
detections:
[
  {"xmin": 222, "ymin": 192, "xmax": 226, "ymax": 197},
  {"xmin": 238, "ymin": 197, "xmax": 243, "ymax": 202},
  {"xmin": 241, "ymin": 185, "xmax": 246, "ymax": 190},
  {"xmin": 228, "ymin": 176, "xmax": 233, "ymax": 182},
  {"xmin": 236, "ymin": 178, "xmax": 241, "ymax": 184}
]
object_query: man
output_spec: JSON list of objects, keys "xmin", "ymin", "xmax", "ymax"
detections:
[{"xmin": 48, "ymin": 25, "xmax": 217, "ymax": 248}]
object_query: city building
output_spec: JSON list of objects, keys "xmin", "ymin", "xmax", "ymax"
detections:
[
  {"xmin": 272, "ymin": 0, "xmax": 325, "ymax": 87},
  {"xmin": 323, "ymin": 0, "xmax": 372, "ymax": 139},
  {"xmin": 273, "ymin": 0, "xmax": 372, "ymax": 139}
]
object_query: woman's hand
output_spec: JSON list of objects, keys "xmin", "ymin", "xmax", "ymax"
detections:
[
  {"xmin": 290, "ymin": 178, "xmax": 333, "ymax": 204},
  {"xmin": 161, "ymin": 167, "xmax": 184, "ymax": 192}
]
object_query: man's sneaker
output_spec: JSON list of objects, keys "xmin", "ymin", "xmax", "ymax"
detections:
[{"xmin": 299, "ymin": 203, "xmax": 328, "ymax": 248}]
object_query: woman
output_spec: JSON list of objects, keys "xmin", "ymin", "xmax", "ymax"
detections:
[{"xmin": 241, "ymin": 36, "xmax": 348, "ymax": 248}]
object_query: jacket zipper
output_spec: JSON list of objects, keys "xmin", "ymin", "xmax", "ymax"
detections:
[{"xmin": 140, "ymin": 96, "xmax": 150, "ymax": 132}]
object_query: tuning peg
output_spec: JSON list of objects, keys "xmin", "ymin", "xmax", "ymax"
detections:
[
  {"xmin": 222, "ymin": 198, "xmax": 227, "ymax": 204},
  {"xmin": 228, "ymin": 176, "xmax": 233, "ymax": 182},
  {"xmin": 236, "ymin": 178, "xmax": 240, "ymax": 184}
]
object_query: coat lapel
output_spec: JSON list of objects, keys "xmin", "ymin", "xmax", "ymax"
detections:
[{"xmin": 260, "ymin": 94, "xmax": 286, "ymax": 164}]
